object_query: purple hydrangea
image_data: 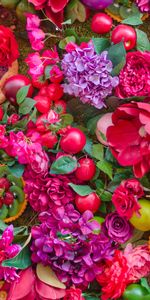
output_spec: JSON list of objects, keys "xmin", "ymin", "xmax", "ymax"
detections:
[
  {"xmin": 61, "ymin": 42, "xmax": 119, "ymax": 109},
  {"xmin": 102, "ymin": 211, "xmax": 133, "ymax": 244},
  {"xmin": 31, "ymin": 208, "xmax": 116, "ymax": 288}
]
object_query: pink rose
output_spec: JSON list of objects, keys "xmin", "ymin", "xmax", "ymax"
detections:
[
  {"xmin": 64, "ymin": 288, "xmax": 85, "ymax": 300},
  {"xmin": 116, "ymin": 51, "xmax": 150, "ymax": 98},
  {"xmin": 112, "ymin": 179, "xmax": 144, "ymax": 219}
]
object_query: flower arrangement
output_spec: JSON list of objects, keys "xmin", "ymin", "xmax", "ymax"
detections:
[{"xmin": 0, "ymin": 1, "xmax": 150, "ymax": 300}]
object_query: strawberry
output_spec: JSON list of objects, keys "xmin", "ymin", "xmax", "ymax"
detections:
[{"xmin": 32, "ymin": 78, "xmax": 49, "ymax": 89}]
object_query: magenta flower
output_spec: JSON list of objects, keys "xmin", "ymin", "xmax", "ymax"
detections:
[
  {"xmin": 25, "ymin": 52, "xmax": 44, "ymax": 79},
  {"xmin": 28, "ymin": 29, "xmax": 45, "ymax": 51},
  {"xmin": 136, "ymin": 0, "xmax": 150, "ymax": 12},
  {"xmin": 0, "ymin": 225, "xmax": 21, "ymax": 282},
  {"xmin": 0, "ymin": 125, "xmax": 9, "ymax": 149},
  {"xmin": 26, "ymin": 13, "xmax": 41, "ymax": 31}
]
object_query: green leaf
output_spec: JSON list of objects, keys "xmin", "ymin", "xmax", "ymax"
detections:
[
  {"xmin": 59, "ymin": 36, "xmax": 76, "ymax": 49},
  {"xmin": 87, "ymin": 115, "xmax": 101, "ymax": 135},
  {"xmin": 122, "ymin": 15, "xmax": 143, "ymax": 25},
  {"xmin": 65, "ymin": 28, "xmax": 78, "ymax": 39},
  {"xmin": 111, "ymin": 58, "xmax": 126, "ymax": 76},
  {"xmin": 68, "ymin": 183, "xmax": 95, "ymax": 196},
  {"xmin": 99, "ymin": 202, "xmax": 107, "ymax": 213},
  {"xmin": 11, "ymin": 118, "xmax": 28, "ymax": 131},
  {"xmin": 83, "ymin": 137, "xmax": 93, "ymax": 156},
  {"xmin": 8, "ymin": 163, "xmax": 25, "ymax": 178},
  {"xmin": 19, "ymin": 98, "xmax": 36, "ymax": 115},
  {"xmin": 95, "ymin": 179, "xmax": 104, "ymax": 190},
  {"xmin": 0, "ymin": 221, "xmax": 27, "ymax": 236},
  {"xmin": 92, "ymin": 144, "xmax": 104, "ymax": 161},
  {"xmin": 2, "ymin": 245, "xmax": 31, "ymax": 269},
  {"xmin": 44, "ymin": 66, "xmax": 52, "ymax": 80},
  {"xmin": 100, "ymin": 191, "xmax": 112, "ymax": 202},
  {"xmin": 61, "ymin": 114, "xmax": 73, "ymax": 127},
  {"xmin": 108, "ymin": 42, "xmax": 126, "ymax": 68},
  {"xmin": 141, "ymin": 278, "xmax": 150, "ymax": 293},
  {"xmin": 50, "ymin": 156, "xmax": 78, "ymax": 175},
  {"xmin": 92, "ymin": 38, "xmax": 111, "ymax": 54},
  {"xmin": 97, "ymin": 160, "xmax": 113, "ymax": 179},
  {"xmin": 136, "ymin": 29, "xmax": 150, "ymax": 51},
  {"xmin": 16, "ymin": 85, "xmax": 31, "ymax": 105}
]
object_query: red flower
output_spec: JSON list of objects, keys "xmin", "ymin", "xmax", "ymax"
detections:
[
  {"xmin": 29, "ymin": 0, "xmax": 69, "ymax": 28},
  {"xmin": 115, "ymin": 51, "xmax": 150, "ymax": 98},
  {"xmin": 0, "ymin": 26, "xmax": 19, "ymax": 67},
  {"xmin": 106, "ymin": 102, "xmax": 150, "ymax": 178},
  {"xmin": 96, "ymin": 250, "xmax": 130, "ymax": 300},
  {"xmin": 112, "ymin": 179, "xmax": 143, "ymax": 219},
  {"xmin": 64, "ymin": 288, "xmax": 85, "ymax": 300}
]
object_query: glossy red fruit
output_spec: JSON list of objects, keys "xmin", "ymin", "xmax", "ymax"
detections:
[
  {"xmin": 36, "ymin": 114, "xmax": 49, "ymax": 133},
  {"xmin": 60, "ymin": 128, "xmax": 86, "ymax": 154},
  {"xmin": 47, "ymin": 83, "xmax": 64, "ymax": 101},
  {"xmin": 0, "ymin": 178, "xmax": 10, "ymax": 190},
  {"xmin": 32, "ymin": 78, "xmax": 48, "ymax": 89},
  {"xmin": 34, "ymin": 95, "xmax": 52, "ymax": 114},
  {"xmin": 111, "ymin": 24, "xmax": 136, "ymax": 51},
  {"xmin": 3, "ymin": 75, "xmax": 33, "ymax": 105},
  {"xmin": 54, "ymin": 100, "xmax": 67, "ymax": 114},
  {"xmin": 0, "ymin": 107, "xmax": 4, "ymax": 121},
  {"xmin": 75, "ymin": 192, "xmax": 101, "ymax": 213},
  {"xmin": 91, "ymin": 13, "xmax": 112, "ymax": 34},
  {"xmin": 41, "ymin": 132, "xmax": 58, "ymax": 148},
  {"xmin": 75, "ymin": 158, "xmax": 96, "ymax": 181},
  {"xmin": 3, "ymin": 191, "xmax": 14, "ymax": 205}
]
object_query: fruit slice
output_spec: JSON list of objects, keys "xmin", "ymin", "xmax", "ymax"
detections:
[
  {"xmin": 0, "ymin": 205, "xmax": 8, "ymax": 220},
  {"xmin": 7, "ymin": 175, "xmax": 23, "ymax": 188},
  {"xmin": 9, "ymin": 186, "xmax": 24, "ymax": 203},
  {"xmin": 8, "ymin": 200, "xmax": 20, "ymax": 217}
]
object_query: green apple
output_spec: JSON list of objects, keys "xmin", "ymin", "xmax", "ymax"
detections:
[{"xmin": 129, "ymin": 199, "xmax": 150, "ymax": 231}]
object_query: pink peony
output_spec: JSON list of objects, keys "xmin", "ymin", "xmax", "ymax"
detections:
[
  {"xmin": 116, "ymin": 51, "xmax": 150, "ymax": 98},
  {"xmin": 106, "ymin": 102, "xmax": 150, "ymax": 178},
  {"xmin": 26, "ymin": 13, "xmax": 41, "ymax": 31},
  {"xmin": 23, "ymin": 166, "xmax": 75, "ymax": 212},
  {"xmin": 124, "ymin": 243, "xmax": 150, "ymax": 282},
  {"xmin": 112, "ymin": 179, "xmax": 143, "ymax": 219}
]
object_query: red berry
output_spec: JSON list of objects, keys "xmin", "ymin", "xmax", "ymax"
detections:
[
  {"xmin": 41, "ymin": 132, "xmax": 58, "ymax": 148},
  {"xmin": 0, "ymin": 107, "xmax": 4, "ymax": 121},
  {"xmin": 3, "ymin": 191, "xmax": 14, "ymax": 205},
  {"xmin": 75, "ymin": 192, "xmax": 101, "ymax": 213},
  {"xmin": 54, "ymin": 100, "xmax": 67, "ymax": 114},
  {"xmin": 91, "ymin": 13, "xmax": 112, "ymax": 34},
  {"xmin": 75, "ymin": 158, "xmax": 96, "ymax": 181},
  {"xmin": 47, "ymin": 83, "xmax": 64, "ymax": 101},
  {"xmin": 60, "ymin": 128, "xmax": 86, "ymax": 154},
  {"xmin": 38, "ymin": 86, "xmax": 48, "ymax": 96},
  {"xmin": 0, "ymin": 178, "xmax": 10, "ymax": 190},
  {"xmin": 111, "ymin": 24, "xmax": 136, "ymax": 51},
  {"xmin": 36, "ymin": 114, "xmax": 49, "ymax": 133},
  {"xmin": 34, "ymin": 95, "xmax": 52, "ymax": 114}
]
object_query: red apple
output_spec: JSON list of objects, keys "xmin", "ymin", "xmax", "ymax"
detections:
[
  {"xmin": 75, "ymin": 158, "xmax": 96, "ymax": 181},
  {"xmin": 3, "ymin": 74, "xmax": 33, "ymax": 105},
  {"xmin": 111, "ymin": 25, "xmax": 136, "ymax": 51},
  {"xmin": 75, "ymin": 192, "xmax": 101, "ymax": 213},
  {"xmin": 91, "ymin": 13, "xmax": 112, "ymax": 34}
]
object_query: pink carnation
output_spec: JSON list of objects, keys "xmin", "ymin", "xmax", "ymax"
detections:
[{"xmin": 124, "ymin": 243, "xmax": 150, "ymax": 281}]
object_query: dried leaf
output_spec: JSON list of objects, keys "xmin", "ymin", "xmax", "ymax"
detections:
[{"xmin": 36, "ymin": 263, "xmax": 66, "ymax": 289}]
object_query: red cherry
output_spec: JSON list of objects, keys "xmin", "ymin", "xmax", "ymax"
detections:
[
  {"xmin": 75, "ymin": 158, "xmax": 96, "ymax": 181},
  {"xmin": 75, "ymin": 192, "xmax": 101, "ymax": 213},
  {"xmin": 47, "ymin": 83, "xmax": 64, "ymax": 101},
  {"xmin": 60, "ymin": 128, "xmax": 86, "ymax": 154},
  {"xmin": 54, "ymin": 100, "xmax": 67, "ymax": 114},
  {"xmin": 3, "ymin": 191, "xmax": 14, "ymax": 205},
  {"xmin": 41, "ymin": 132, "xmax": 58, "ymax": 148},
  {"xmin": 91, "ymin": 13, "xmax": 112, "ymax": 34},
  {"xmin": 0, "ymin": 107, "xmax": 4, "ymax": 121},
  {"xmin": 111, "ymin": 24, "xmax": 136, "ymax": 51},
  {"xmin": 0, "ymin": 178, "xmax": 10, "ymax": 190},
  {"xmin": 34, "ymin": 95, "xmax": 52, "ymax": 114},
  {"xmin": 3, "ymin": 75, "xmax": 33, "ymax": 105}
]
